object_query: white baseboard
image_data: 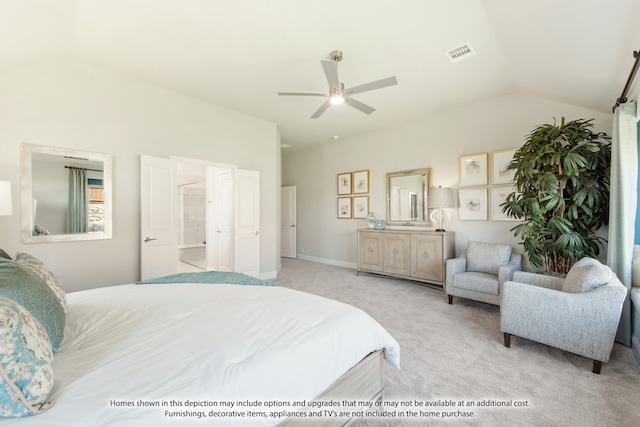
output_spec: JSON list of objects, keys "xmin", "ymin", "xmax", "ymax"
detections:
[{"xmin": 296, "ymin": 254, "xmax": 357, "ymax": 270}]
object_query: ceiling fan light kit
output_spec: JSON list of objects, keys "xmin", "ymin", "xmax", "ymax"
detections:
[{"xmin": 278, "ymin": 50, "xmax": 398, "ymax": 118}]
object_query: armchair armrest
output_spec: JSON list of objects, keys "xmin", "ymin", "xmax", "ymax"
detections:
[
  {"xmin": 512, "ymin": 271, "xmax": 564, "ymax": 291},
  {"xmin": 498, "ymin": 253, "xmax": 523, "ymax": 285},
  {"xmin": 445, "ymin": 257, "xmax": 466, "ymax": 288},
  {"xmin": 500, "ymin": 278, "xmax": 628, "ymax": 362}
]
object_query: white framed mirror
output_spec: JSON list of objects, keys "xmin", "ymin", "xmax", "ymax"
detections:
[
  {"xmin": 20, "ymin": 143, "xmax": 113, "ymax": 243},
  {"xmin": 386, "ymin": 168, "xmax": 432, "ymax": 226}
]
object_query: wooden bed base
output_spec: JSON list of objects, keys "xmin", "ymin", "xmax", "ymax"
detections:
[{"xmin": 280, "ymin": 349, "xmax": 384, "ymax": 426}]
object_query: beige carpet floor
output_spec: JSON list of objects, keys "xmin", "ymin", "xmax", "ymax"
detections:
[{"xmin": 273, "ymin": 258, "xmax": 640, "ymax": 427}]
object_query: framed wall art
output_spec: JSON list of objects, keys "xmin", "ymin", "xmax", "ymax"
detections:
[
  {"xmin": 458, "ymin": 188, "xmax": 487, "ymax": 221},
  {"xmin": 337, "ymin": 172, "xmax": 352, "ymax": 195},
  {"xmin": 337, "ymin": 197, "xmax": 352, "ymax": 219},
  {"xmin": 491, "ymin": 186, "xmax": 518, "ymax": 221},
  {"xmin": 352, "ymin": 196, "xmax": 369, "ymax": 219},
  {"xmin": 352, "ymin": 170, "xmax": 370, "ymax": 194},
  {"xmin": 491, "ymin": 148, "xmax": 518, "ymax": 184},
  {"xmin": 459, "ymin": 152, "xmax": 488, "ymax": 187}
]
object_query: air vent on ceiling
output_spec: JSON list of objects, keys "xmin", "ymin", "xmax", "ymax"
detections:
[{"xmin": 445, "ymin": 43, "xmax": 476, "ymax": 63}]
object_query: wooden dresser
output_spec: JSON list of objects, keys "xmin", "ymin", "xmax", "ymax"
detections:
[{"xmin": 357, "ymin": 229, "xmax": 455, "ymax": 287}]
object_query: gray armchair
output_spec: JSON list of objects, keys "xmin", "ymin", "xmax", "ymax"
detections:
[
  {"xmin": 446, "ymin": 241, "xmax": 522, "ymax": 306},
  {"xmin": 500, "ymin": 257, "xmax": 628, "ymax": 374}
]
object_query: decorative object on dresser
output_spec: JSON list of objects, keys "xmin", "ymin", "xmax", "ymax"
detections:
[
  {"xmin": 500, "ymin": 257, "xmax": 627, "ymax": 374},
  {"xmin": 366, "ymin": 211, "xmax": 376, "ymax": 228},
  {"xmin": 357, "ymin": 229, "xmax": 455, "ymax": 288},
  {"xmin": 446, "ymin": 241, "xmax": 522, "ymax": 306},
  {"xmin": 374, "ymin": 220, "xmax": 385, "ymax": 230},
  {"xmin": 428, "ymin": 186, "xmax": 453, "ymax": 231}
]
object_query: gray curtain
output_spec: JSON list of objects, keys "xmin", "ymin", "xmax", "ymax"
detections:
[
  {"xmin": 607, "ymin": 101, "xmax": 637, "ymax": 346},
  {"xmin": 66, "ymin": 168, "xmax": 88, "ymax": 234}
]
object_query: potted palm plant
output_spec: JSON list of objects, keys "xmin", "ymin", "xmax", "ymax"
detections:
[{"xmin": 502, "ymin": 117, "xmax": 611, "ymax": 275}]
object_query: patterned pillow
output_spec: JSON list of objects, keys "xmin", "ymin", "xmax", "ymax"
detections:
[
  {"xmin": 0, "ymin": 297, "xmax": 54, "ymax": 417},
  {"xmin": 562, "ymin": 257, "xmax": 612, "ymax": 293},
  {"xmin": 0, "ymin": 258, "xmax": 65, "ymax": 351},
  {"xmin": 13, "ymin": 253, "xmax": 66, "ymax": 312}
]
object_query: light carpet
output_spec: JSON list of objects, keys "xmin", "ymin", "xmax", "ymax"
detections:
[{"xmin": 273, "ymin": 258, "xmax": 640, "ymax": 427}]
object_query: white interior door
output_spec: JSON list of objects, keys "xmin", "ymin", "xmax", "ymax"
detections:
[
  {"xmin": 281, "ymin": 186, "xmax": 297, "ymax": 258},
  {"xmin": 140, "ymin": 155, "xmax": 177, "ymax": 280},
  {"xmin": 234, "ymin": 169, "xmax": 260, "ymax": 277},
  {"xmin": 213, "ymin": 168, "xmax": 234, "ymax": 271}
]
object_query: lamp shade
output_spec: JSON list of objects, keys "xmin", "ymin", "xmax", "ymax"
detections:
[
  {"xmin": 429, "ymin": 186, "xmax": 453, "ymax": 208},
  {"xmin": 0, "ymin": 180, "xmax": 12, "ymax": 216}
]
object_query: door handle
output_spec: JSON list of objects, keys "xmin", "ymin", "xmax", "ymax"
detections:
[
  {"xmin": 290, "ymin": 224, "xmax": 296, "ymax": 228},
  {"xmin": 144, "ymin": 237, "xmax": 158, "ymax": 242},
  {"xmin": 255, "ymin": 231, "xmax": 260, "ymax": 236}
]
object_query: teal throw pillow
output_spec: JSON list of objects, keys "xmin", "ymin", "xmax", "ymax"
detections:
[
  {"xmin": 0, "ymin": 258, "xmax": 65, "ymax": 351},
  {"xmin": 14, "ymin": 253, "xmax": 67, "ymax": 312}
]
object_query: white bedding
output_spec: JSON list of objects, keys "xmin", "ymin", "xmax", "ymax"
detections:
[{"xmin": 0, "ymin": 283, "xmax": 399, "ymax": 426}]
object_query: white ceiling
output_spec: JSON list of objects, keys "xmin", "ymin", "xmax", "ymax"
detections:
[{"xmin": 2, "ymin": 0, "xmax": 639, "ymax": 151}]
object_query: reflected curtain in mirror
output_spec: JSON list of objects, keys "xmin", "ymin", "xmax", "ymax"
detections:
[
  {"xmin": 20, "ymin": 143, "xmax": 113, "ymax": 243},
  {"xmin": 66, "ymin": 167, "xmax": 88, "ymax": 234}
]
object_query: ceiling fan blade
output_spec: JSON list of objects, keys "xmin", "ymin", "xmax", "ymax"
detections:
[
  {"xmin": 321, "ymin": 60, "xmax": 341, "ymax": 90},
  {"xmin": 278, "ymin": 91, "xmax": 328, "ymax": 97},
  {"xmin": 344, "ymin": 76, "xmax": 398, "ymax": 96},
  {"xmin": 344, "ymin": 97, "xmax": 376, "ymax": 115},
  {"xmin": 310, "ymin": 100, "xmax": 331, "ymax": 119}
]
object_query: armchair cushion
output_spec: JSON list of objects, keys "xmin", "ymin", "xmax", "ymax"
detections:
[
  {"xmin": 562, "ymin": 257, "xmax": 612, "ymax": 294},
  {"xmin": 466, "ymin": 241, "xmax": 512, "ymax": 275}
]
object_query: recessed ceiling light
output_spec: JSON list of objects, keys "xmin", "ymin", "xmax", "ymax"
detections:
[
  {"xmin": 280, "ymin": 144, "xmax": 291, "ymax": 149},
  {"xmin": 332, "ymin": 135, "xmax": 340, "ymax": 140}
]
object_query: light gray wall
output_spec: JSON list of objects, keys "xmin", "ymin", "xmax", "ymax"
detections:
[
  {"xmin": 0, "ymin": 60, "xmax": 281, "ymax": 291},
  {"xmin": 282, "ymin": 93, "xmax": 613, "ymax": 269}
]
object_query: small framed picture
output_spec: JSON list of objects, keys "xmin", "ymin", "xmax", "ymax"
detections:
[
  {"xmin": 459, "ymin": 188, "xmax": 487, "ymax": 221},
  {"xmin": 352, "ymin": 196, "xmax": 369, "ymax": 218},
  {"xmin": 459, "ymin": 153, "xmax": 488, "ymax": 187},
  {"xmin": 337, "ymin": 197, "xmax": 352, "ymax": 218},
  {"xmin": 491, "ymin": 186, "xmax": 519, "ymax": 221},
  {"xmin": 337, "ymin": 172, "xmax": 352, "ymax": 195},
  {"xmin": 352, "ymin": 170, "xmax": 370, "ymax": 194},
  {"xmin": 491, "ymin": 148, "xmax": 518, "ymax": 184}
]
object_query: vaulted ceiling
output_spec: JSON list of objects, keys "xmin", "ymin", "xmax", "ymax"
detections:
[{"xmin": 2, "ymin": 0, "xmax": 639, "ymax": 150}]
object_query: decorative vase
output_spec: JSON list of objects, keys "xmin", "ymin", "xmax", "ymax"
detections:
[{"xmin": 366, "ymin": 212, "xmax": 376, "ymax": 228}]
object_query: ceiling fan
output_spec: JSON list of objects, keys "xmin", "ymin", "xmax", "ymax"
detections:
[{"xmin": 277, "ymin": 50, "xmax": 398, "ymax": 119}]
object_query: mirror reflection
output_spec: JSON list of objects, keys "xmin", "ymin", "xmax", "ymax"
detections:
[
  {"xmin": 386, "ymin": 168, "xmax": 432, "ymax": 226},
  {"xmin": 20, "ymin": 144, "xmax": 112, "ymax": 243}
]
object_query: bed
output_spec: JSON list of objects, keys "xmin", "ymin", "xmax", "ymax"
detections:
[{"xmin": 0, "ymin": 257, "xmax": 400, "ymax": 427}]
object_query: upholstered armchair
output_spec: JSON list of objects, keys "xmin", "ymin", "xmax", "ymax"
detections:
[
  {"xmin": 500, "ymin": 257, "xmax": 628, "ymax": 374},
  {"xmin": 446, "ymin": 241, "xmax": 522, "ymax": 306}
]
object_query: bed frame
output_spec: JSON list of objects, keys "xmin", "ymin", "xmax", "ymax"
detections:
[{"xmin": 280, "ymin": 349, "xmax": 384, "ymax": 426}]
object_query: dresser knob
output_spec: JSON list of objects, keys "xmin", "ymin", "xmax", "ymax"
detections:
[
  {"xmin": 422, "ymin": 252, "xmax": 429, "ymax": 258},
  {"xmin": 367, "ymin": 246, "xmax": 374, "ymax": 252}
]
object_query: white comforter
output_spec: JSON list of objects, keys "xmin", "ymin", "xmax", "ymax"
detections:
[{"xmin": 1, "ymin": 283, "xmax": 399, "ymax": 426}]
